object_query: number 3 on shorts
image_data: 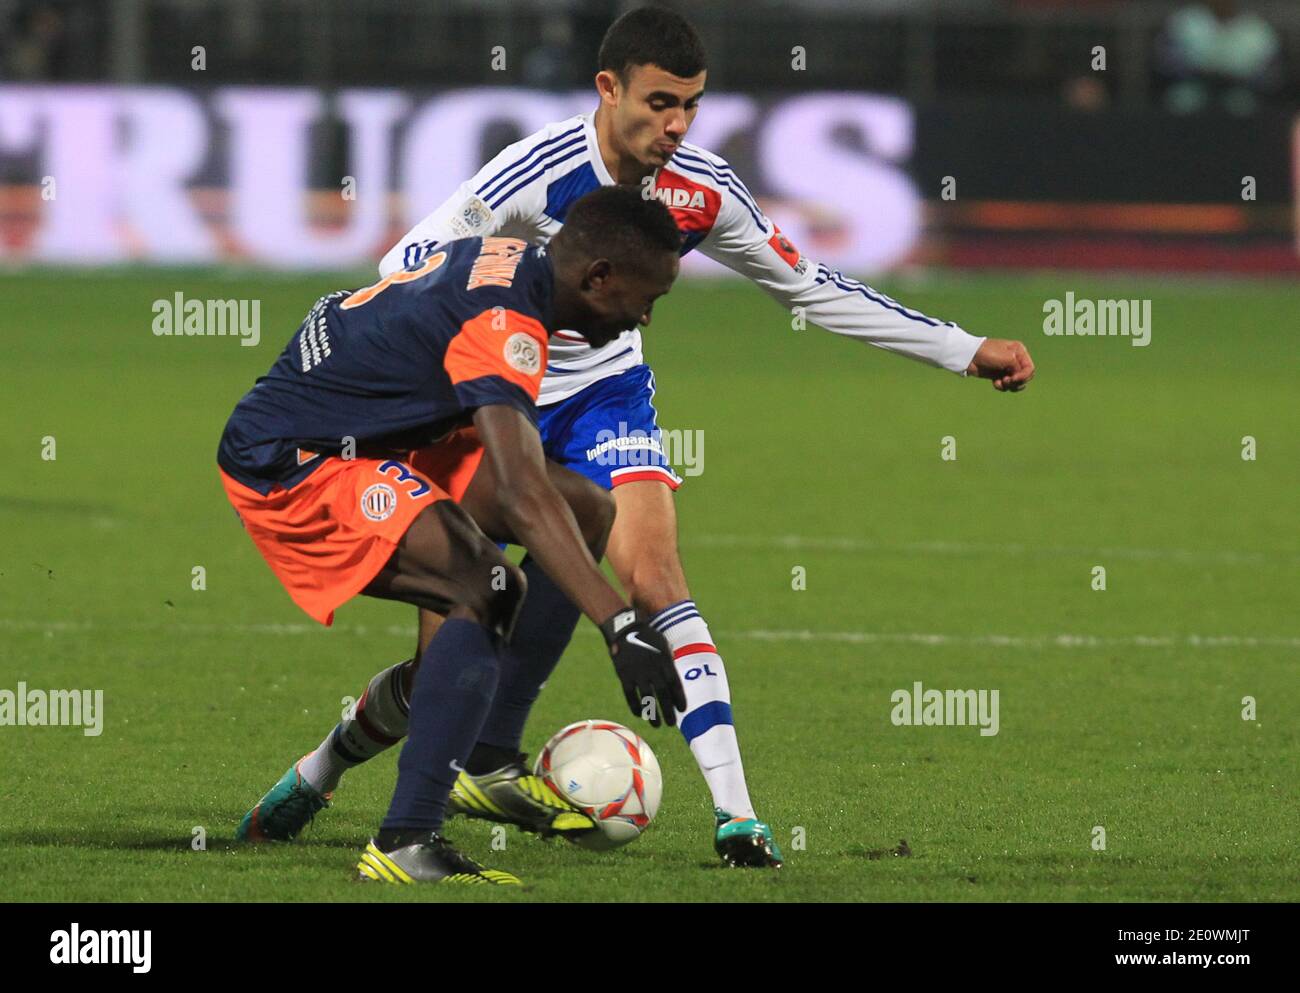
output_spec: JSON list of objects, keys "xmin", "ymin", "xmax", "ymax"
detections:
[{"xmin": 378, "ymin": 460, "xmax": 431, "ymax": 498}]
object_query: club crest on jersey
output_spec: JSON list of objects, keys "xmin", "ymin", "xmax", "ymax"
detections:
[
  {"xmin": 504, "ymin": 332, "xmax": 541, "ymax": 375},
  {"xmin": 360, "ymin": 483, "xmax": 398, "ymax": 522},
  {"xmin": 767, "ymin": 224, "xmax": 805, "ymax": 273}
]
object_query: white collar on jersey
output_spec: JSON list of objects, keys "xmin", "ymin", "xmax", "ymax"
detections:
[{"xmin": 582, "ymin": 112, "xmax": 616, "ymax": 187}]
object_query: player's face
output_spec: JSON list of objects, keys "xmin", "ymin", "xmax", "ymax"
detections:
[
  {"xmin": 580, "ymin": 253, "xmax": 679, "ymax": 346},
  {"xmin": 610, "ymin": 64, "xmax": 706, "ymax": 168}
]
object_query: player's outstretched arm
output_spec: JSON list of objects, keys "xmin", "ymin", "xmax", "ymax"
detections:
[
  {"xmin": 472, "ymin": 404, "xmax": 687, "ymax": 725},
  {"xmin": 689, "ymin": 151, "xmax": 988, "ymax": 373},
  {"xmin": 966, "ymin": 338, "xmax": 1036, "ymax": 392}
]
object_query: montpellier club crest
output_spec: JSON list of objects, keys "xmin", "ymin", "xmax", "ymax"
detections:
[{"xmin": 360, "ymin": 483, "xmax": 398, "ymax": 522}]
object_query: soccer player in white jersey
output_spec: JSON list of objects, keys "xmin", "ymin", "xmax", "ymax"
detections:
[{"xmin": 236, "ymin": 6, "xmax": 1034, "ymax": 868}]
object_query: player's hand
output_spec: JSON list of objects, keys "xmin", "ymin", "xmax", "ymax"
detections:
[
  {"xmin": 967, "ymin": 338, "xmax": 1035, "ymax": 392},
  {"xmin": 600, "ymin": 609, "xmax": 686, "ymax": 728}
]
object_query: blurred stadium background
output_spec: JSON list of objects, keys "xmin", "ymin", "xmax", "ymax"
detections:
[
  {"xmin": 2, "ymin": 0, "xmax": 1296, "ymax": 274},
  {"xmin": 4, "ymin": 2, "xmax": 1298, "ymax": 905}
]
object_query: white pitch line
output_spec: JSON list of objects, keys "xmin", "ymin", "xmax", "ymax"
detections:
[
  {"xmin": 1, "ymin": 618, "xmax": 1297, "ymax": 650},
  {"xmin": 730, "ymin": 629, "xmax": 1300, "ymax": 650},
  {"xmin": 686, "ymin": 533, "xmax": 1300, "ymax": 566}
]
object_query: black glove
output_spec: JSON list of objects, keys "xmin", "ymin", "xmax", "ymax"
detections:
[{"xmin": 600, "ymin": 609, "xmax": 687, "ymax": 728}]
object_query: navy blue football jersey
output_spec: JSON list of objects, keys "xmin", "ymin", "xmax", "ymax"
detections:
[{"xmin": 218, "ymin": 236, "xmax": 552, "ymax": 494}]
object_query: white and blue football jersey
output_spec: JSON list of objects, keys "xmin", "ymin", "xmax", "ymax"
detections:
[{"xmin": 381, "ymin": 111, "xmax": 984, "ymax": 407}]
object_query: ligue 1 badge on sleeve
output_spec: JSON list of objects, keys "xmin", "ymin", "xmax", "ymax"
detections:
[
  {"xmin": 449, "ymin": 195, "xmax": 495, "ymax": 239},
  {"xmin": 504, "ymin": 332, "xmax": 541, "ymax": 375}
]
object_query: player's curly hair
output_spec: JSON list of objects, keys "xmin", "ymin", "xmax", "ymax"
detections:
[
  {"xmin": 555, "ymin": 186, "xmax": 682, "ymax": 266},
  {"xmin": 598, "ymin": 6, "xmax": 707, "ymax": 81}
]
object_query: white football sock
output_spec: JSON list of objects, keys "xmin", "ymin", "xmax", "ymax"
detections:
[
  {"xmin": 649, "ymin": 600, "xmax": 755, "ymax": 820},
  {"xmin": 298, "ymin": 659, "xmax": 411, "ymax": 794}
]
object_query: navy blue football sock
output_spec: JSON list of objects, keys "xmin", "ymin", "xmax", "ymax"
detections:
[
  {"xmin": 474, "ymin": 555, "xmax": 580, "ymax": 759},
  {"xmin": 381, "ymin": 617, "xmax": 501, "ymax": 832}
]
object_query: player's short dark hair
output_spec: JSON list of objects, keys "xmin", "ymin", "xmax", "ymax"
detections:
[
  {"xmin": 555, "ymin": 186, "xmax": 682, "ymax": 268},
  {"xmin": 597, "ymin": 6, "xmax": 707, "ymax": 82}
]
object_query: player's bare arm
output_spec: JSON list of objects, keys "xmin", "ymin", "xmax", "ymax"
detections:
[
  {"xmin": 472, "ymin": 404, "xmax": 622, "ymax": 625},
  {"xmin": 471, "ymin": 402, "xmax": 686, "ymax": 727}
]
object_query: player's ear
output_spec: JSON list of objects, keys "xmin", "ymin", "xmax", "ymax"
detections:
[
  {"xmin": 594, "ymin": 70, "xmax": 620, "ymax": 105},
  {"xmin": 584, "ymin": 258, "xmax": 613, "ymax": 291}
]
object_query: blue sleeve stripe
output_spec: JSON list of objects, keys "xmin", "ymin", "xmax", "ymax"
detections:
[
  {"xmin": 680, "ymin": 701, "xmax": 734, "ymax": 743},
  {"xmin": 474, "ymin": 123, "xmax": 585, "ymax": 200},
  {"xmin": 670, "ymin": 147, "xmax": 759, "ymax": 196},
  {"xmin": 670, "ymin": 148, "xmax": 765, "ymax": 223},
  {"xmin": 482, "ymin": 133, "xmax": 586, "ymax": 204},
  {"xmin": 488, "ymin": 144, "xmax": 586, "ymax": 211},
  {"xmin": 665, "ymin": 156, "xmax": 766, "ymax": 231},
  {"xmin": 673, "ymin": 147, "xmax": 763, "ymax": 206},
  {"xmin": 815, "ymin": 263, "xmax": 942, "ymax": 328}
]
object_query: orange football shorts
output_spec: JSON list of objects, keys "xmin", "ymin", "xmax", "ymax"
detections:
[{"xmin": 220, "ymin": 427, "xmax": 486, "ymax": 625}]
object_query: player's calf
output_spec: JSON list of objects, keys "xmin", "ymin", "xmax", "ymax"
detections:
[
  {"xmin": 251, "ymin": 463, "xmax": 602, "ymax": 825},
  {"xmin": 608, "ymin": 480, "xmax": 778, "ymax": 865},
  {"xmin": 294, "ymin": 658, "xmax": 414, "ymax": 797},
  {"xmin": 606, "ymin": 480, "xmax": 689, "ymax": 614},
  {"xmin": 235, "ymin": 659, "xmax": 412, "ymax": 838},
  {"xmin": 240, "ymin": 503, "xmax": 525, "ymax": 837}
]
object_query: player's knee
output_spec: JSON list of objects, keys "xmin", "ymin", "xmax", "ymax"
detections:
[
  {"xmin": 486, "ymin": 559, "xmax": 527, "ymax": 639},
  {"xmin": 489, "ymin": 559, "xmax": 527, "ymax": 614},
  {"xmin": 466, "ymin": 555, "xmax": 527, "ymax": 637}
]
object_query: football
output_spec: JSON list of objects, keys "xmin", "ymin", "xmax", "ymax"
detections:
[{"xmin": 534, "ymin": 720, "xmax": 663, "ymax": 850}]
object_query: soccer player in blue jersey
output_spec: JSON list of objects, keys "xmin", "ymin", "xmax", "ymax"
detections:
[
  {"xmin": 238, "ymin": 7, "xmax": 1035, "ymax": 869},
  {"xmin": 220, "ymin": 188, "xmax": 687, "ymax": 884}
]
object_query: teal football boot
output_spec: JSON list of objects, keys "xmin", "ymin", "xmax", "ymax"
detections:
[
  {"xmin": 714, "ymin": 808, "xmax": 783, "ymax": 868},
  {"xmin": 235, "ymin": 757, "xmax": 330, "ymax": 842}
]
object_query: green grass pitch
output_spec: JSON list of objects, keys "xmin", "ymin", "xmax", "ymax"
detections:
[{"xmin": 1, "ymin": 268, "xmax": 1296, "ymax": 902}]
